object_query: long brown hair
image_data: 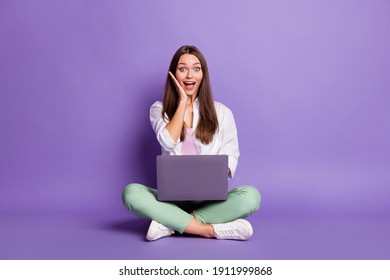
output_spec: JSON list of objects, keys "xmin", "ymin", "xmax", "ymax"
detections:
[{"xmin": 162, "ymin": 45, "xmax": 219, "ymax": 144}]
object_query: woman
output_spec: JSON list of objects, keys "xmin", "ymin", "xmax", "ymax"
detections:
[{"xmin": 122, "ymin": 45, "xmax": 261, "ymax": 241}]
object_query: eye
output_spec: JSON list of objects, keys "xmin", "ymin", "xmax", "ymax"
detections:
[
  {"xmin": 178, "ymin": 67, "xmax": 187, "ymax": 72},
  {"xmin": 194, "ymin": 67, "xmax": 201, "ymax": 72}
]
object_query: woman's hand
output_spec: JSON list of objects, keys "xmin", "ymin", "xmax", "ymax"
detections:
[
  {"xmin": 169, "ymin": 71, "xmax": 188, "ymax": 104},
  {"xmin": 165, "ymin": 72, "xmax": 188, "ymax": 143}
]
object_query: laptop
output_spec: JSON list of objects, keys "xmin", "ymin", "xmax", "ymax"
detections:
[{"xmin": 156, "ymin": 155, "xmax": 228, "ymax": 201}]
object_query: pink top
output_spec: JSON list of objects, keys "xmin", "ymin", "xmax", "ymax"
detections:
[{"xmin": 181, "ymin": 128, "xmax": 198, "ymax": 155}]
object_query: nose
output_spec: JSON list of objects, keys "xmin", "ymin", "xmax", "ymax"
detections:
[{"xmin": 186, "ymin": 69, "xmax": 193, "ymax": 78}]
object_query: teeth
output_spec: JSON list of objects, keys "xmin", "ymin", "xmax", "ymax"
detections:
[{"xmin": 184, "ymin": 82, "xmax": 195, "ymax": 85}]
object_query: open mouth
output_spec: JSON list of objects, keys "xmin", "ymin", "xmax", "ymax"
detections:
[{"xmin": 183, "ymin": 81, "xmax": 196, "ymax": 90}]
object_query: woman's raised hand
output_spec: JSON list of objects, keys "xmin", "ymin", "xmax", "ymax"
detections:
[{"xmin": 169, "ymin": 71, "xmax": 188, "ymax": 103}]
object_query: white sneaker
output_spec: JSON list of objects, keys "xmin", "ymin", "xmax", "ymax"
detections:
[
  {"xmin": 146, "ymin": 220, "xmax": 175, "ymax": 241},
  {"xmin": 212, "ymin": 219, "xmax": 253, "ymax": 240}
]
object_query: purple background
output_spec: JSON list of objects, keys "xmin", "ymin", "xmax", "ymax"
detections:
[{"xmin": 1, "ymin": 0, "xmax": 389, "ymax": 259}]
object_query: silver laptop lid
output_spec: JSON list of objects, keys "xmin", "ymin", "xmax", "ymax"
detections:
[{"xmin": 157, "ymin": 155, "xmax": 228, "ymax": 201}]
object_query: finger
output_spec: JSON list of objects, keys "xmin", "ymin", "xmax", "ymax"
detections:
[
  {"xmin": 168, "ymin": 71, "xmax": 180, "ymax": 87},
  {"xmin": 168, "ymin": 71, "xmax": 185, "ymax": 94}
]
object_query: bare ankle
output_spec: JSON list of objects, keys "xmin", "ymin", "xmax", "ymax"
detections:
[
  {"xmin": 184, "ymin": 219, "xmax": 215, "ymax": 238},
  {"xmin": 202, "ymin": 224, "xmax": 215, "ymax": 238}
]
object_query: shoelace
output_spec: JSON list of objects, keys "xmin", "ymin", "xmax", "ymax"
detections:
[
  {"xmin": 217, "ymin": 224, "xmax": 240, "ymax": 237},
  {"xmin": 157, "ymin": 224, "xmax": 172, "ymax": 234}
]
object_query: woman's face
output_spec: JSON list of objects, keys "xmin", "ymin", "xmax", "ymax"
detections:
[{"xmin": 175, "ymin": 54, "xmax": 203, "ymax": 97}]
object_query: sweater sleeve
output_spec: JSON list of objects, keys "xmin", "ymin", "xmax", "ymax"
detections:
[
  {"xmin": 149, "ymin": 101, "xmax": 180, "ymax": 152},
  {"xmin": 218, "ymin": 106, "xmax": 240, "ymax": 179}
]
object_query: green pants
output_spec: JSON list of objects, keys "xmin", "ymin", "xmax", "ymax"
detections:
[{"xmin": 122, "ymin": 183, "xmax": 261, "ymax": 234}]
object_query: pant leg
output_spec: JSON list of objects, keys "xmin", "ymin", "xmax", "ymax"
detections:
[
  {"xmin": 192, "ymin": 185, "xmax": 261, "ymax": 224},
  {"xmin": 122, "ymin": 183, "xmax": 194, "ymax": 233}
]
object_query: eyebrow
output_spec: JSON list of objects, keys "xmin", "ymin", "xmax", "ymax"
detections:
[{"xmin": 178, "ymin": 62, "xmax": 201, "ymax": 66}]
